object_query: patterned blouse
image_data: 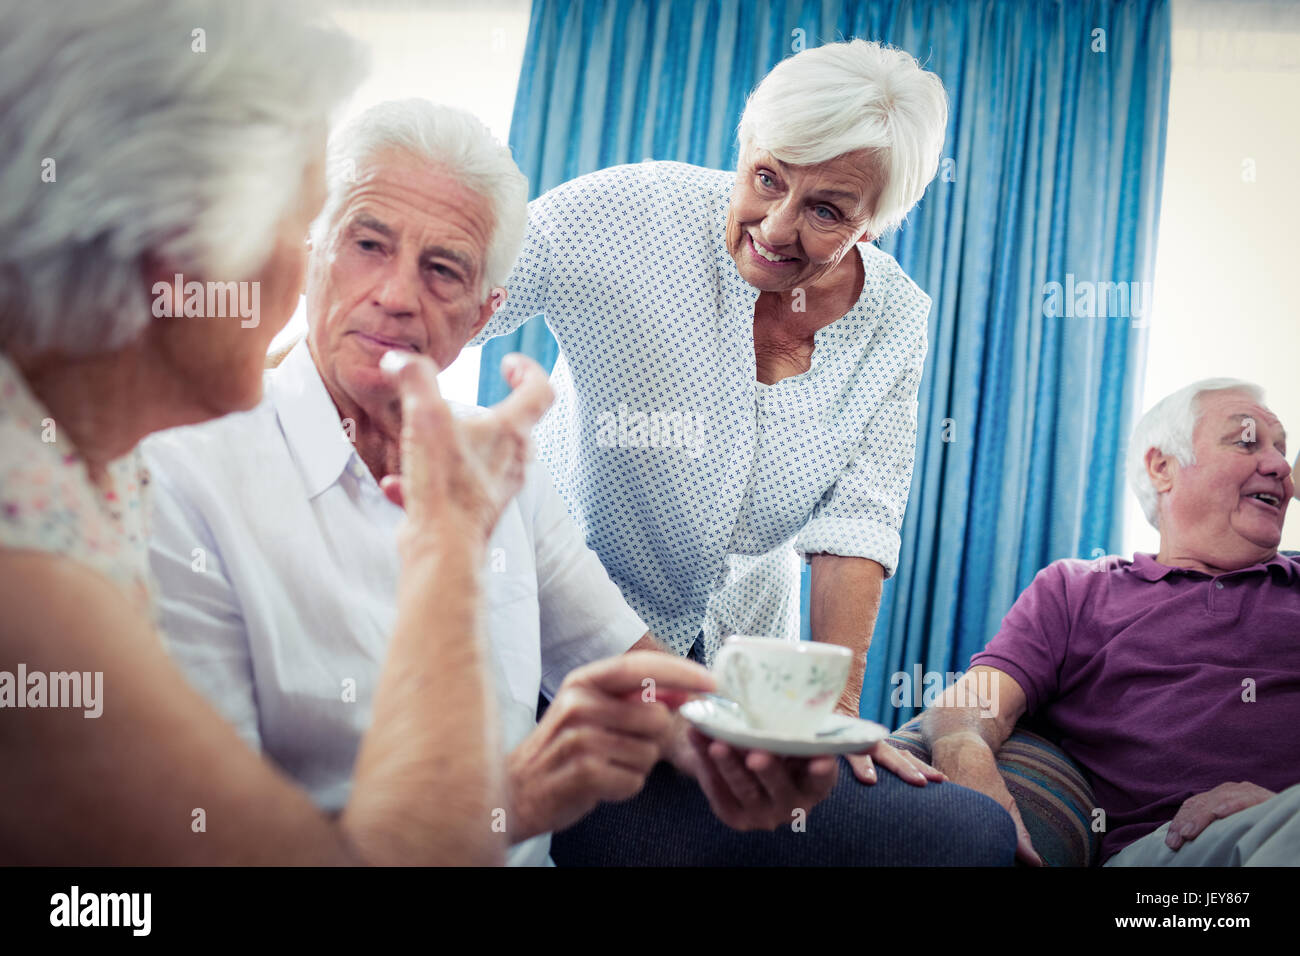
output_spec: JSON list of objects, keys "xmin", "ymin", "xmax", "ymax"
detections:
[
  {"xmin": 472, "ymin": 162, "xmax": 930, "ymax": 663},
  {"xmin": 0, "ymin": 352, "xmax": 154, "ymax": 620}
]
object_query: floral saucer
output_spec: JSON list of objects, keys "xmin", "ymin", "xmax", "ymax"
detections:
[{"xmin": 680, "ymin": 695, "xmax": 890, "ymax": 757}]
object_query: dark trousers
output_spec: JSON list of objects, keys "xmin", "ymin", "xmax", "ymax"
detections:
[{"xmin": 552, "ymin": 758, "xmax": 1017, "ymax": 866}]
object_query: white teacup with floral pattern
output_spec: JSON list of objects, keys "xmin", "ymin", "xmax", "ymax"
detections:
[{"xmin": 713, "ymin": 636, "xmax": 852, "ymax": 735}]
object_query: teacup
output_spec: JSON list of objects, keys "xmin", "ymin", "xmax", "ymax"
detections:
[{"xmin": 713, "ymin": 636, "xmax": 852, "ymax": 735}]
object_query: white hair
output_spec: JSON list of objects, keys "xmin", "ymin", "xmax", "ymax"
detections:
[
  {"xmin": 0, "ymin": 0, "xmax": 364, "ymax": 356},
  {"xmin": 310, "ymin": 100, "xmax": 529, "ymax": 295},
  {"xmin": 1127, "ymin": 378, "xmax": 1267, "ymax": 528},
  {"xmin": 736, "ymin": 39, "xmax": 948, "ymax": 239}
]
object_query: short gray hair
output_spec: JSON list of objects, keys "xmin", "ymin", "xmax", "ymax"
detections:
[
  {"xmin": 310, "ymin": 100, "xmax": 529, "ymax": 295},
  {"xmin": 0, "ymin": 0, "xmax": 364, "ymax": 355},
  {"xmin": 1127, "ymin": 378, "xmax": 1267, "ymax": 529},
  {"xmin": 737, "ymin": 39, "xmax": 948, "ymax": 239}
]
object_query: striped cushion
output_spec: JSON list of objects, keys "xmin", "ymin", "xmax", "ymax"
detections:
[{"xmin": 889, "ymin": 717, "xmax": 1100, "ymax": 867}]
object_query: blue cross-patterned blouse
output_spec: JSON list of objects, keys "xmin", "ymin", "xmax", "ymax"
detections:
[{"xmin": 472, "ymin": 161, "xmax": 930, "ymax": 664}]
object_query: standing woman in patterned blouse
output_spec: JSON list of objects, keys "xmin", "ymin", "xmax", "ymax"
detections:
[
  {"xmin": 475, "ymin": 40, "xmax": 950, "ymax": 799},
  {"xmin": 0, "ymin": 0, "xmax": 571, "ymax": 863}
]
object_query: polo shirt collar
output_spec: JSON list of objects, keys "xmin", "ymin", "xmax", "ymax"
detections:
[
  {"xmin": 268, "ymin": 338, "xmax": 354, "ymax": 499},
  {"xmin": 1129, "ymin": 550, "xmax": 1298, "ymax": 583}
]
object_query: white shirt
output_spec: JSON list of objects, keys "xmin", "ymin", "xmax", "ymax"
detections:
[
  {"xmin": 471, "ymin": 161, "xmax": 930, "ymax": 663},
  {"xmin": 142, "ymin": 340, "xmax": 647, "ymax": 866}
]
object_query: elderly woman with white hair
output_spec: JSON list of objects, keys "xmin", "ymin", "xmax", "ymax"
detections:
[
  {"xmin": 0, "ymin": 0, "xmax": 557, "ymax": 864},
  {"xmin": 475, "ymin": 40, "xmax": 968, "ymax": 838}
]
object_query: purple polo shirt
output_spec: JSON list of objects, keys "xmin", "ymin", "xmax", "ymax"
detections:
[{"xmin": 971, "ymin": 552, "xmax": 1300, "ymax": 861}]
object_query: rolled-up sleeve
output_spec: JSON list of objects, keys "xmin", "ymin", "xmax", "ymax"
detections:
[{"xmin": 794, "ymin": 297, "xmax": 929, "ymax": 578}]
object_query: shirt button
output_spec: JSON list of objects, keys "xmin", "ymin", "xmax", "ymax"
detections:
[
  {"xmin": 1215, "ymin": 581, "xmax": 1224, "ymax": 590},
  {"xmin": 350, "ymin": 459, "xmax": 367, "ymax": 480}
]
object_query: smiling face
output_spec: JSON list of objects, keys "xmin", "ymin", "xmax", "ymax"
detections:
[
  {"xmin": 305, "ymin": 147, "xmax": 503, "ymax": 417},
  {"xmin": 1150, "ymin": 389, "xmax": 1293, "ymax": 570},
  {"xmin": 725, "ymin": 143, "xmax": 879, "ymax": 294}
]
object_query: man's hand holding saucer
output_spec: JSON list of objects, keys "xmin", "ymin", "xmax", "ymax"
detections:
[{"xmin": 670, "ymin": 637, "xmax": 943, "ymax": 832}]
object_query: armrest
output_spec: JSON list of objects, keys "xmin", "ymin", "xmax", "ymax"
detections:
[{"xmin": 890, "ymin": 716, "xmax": 1100, "ymax": 867}]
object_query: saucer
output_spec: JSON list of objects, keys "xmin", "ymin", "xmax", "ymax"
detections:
[{"xmin": 680, "ymin": 695, "xmax": 890, "ymax": 756}]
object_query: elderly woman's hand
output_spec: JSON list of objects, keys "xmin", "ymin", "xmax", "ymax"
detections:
[
  {"xmin": 379, "ymin": 351, "xmax": 553, "ymax": 551},
  {"xmin": 844, "ymin": 736, "xmax": 947, "ymax": 787}
]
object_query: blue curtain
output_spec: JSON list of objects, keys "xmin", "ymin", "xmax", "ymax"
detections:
[{"xmin": 483, "ymin": 0, "xmax": 1171, "ymax": 728}]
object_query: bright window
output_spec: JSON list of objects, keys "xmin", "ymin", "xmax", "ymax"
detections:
[{"xmin": 1124, "ymin": 0, "xmax": 1300, "ymax": 555}]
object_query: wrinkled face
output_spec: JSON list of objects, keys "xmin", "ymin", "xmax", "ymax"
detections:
[
  {"xmin": 725, "ymin": 143, "xmax": 878, "ymax": 293},
  {"xmin": 305, "ymin": 147, "xmax": 501, "ymax": 412},
  {"xmin": 1156, "ymin": 389, "xmax": 1293, "ymax": 565}
]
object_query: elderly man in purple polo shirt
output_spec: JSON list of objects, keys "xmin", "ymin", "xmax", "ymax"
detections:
[{"xmin": 922, "ymin": 378, "xmax": 1299, "ymax": 866}]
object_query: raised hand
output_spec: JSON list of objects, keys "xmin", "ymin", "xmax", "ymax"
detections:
[{"xmin": 378, "ymin": 351, "xmax": 553, "ymax": 549}]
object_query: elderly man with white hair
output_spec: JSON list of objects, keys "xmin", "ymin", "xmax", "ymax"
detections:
[
  {"xmin": 921, "ymin": 378, "xmax": 1300, "ymax": 866},
  {"xmin": 142, "ymin": 100, "xmax": 714, "ymax": 866}
]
